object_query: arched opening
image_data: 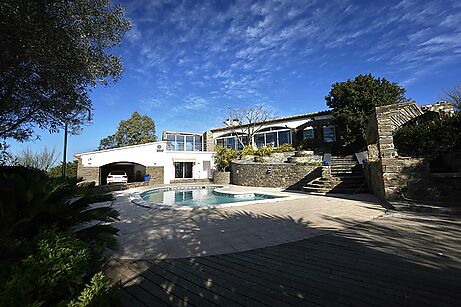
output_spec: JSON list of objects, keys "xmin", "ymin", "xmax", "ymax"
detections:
[{"xmin": 99, "ymin": 162, "xmax": 146, "ymax": 185}]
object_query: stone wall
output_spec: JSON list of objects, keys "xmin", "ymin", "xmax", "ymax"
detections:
[
  {"xmin": 230, "ymin": 161, "xmax": 322, "ymax": 189},
  {"xmin": 146, "ymin": 166, "xmax": 164, "ymax": 185},
  {"xmin": 77, "ymin": 160, "xmax": 100, "ymax": 185},
  {"xmin": 365, "ymin": 102, "xmax": 427, "ymax": 201},
  {"xmin": 213, "ymin": 171, "xmax": 230, "ymax": 184}
]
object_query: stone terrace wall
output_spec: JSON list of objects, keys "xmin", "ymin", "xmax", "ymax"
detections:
[
  {"xmin": 230, "ymin": 161, "xmax": 322, "ymax": 189},
  {"xmin": 365, "ymin": 102, "xmax": 427, "ymax": 201}
]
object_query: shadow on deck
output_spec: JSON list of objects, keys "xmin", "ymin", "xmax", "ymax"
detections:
[{"xmin": 107, "ymin": 210, "xmax": 461, "ymax": 306}]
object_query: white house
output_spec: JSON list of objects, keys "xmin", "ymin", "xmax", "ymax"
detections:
[{"xmin": 75, "ymin": 140, "xmax": 214, "ymax": 185}]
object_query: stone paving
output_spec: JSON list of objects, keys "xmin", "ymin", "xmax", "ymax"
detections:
[{"xmin": 108, "ymin": 185, "xmax": 385, "ymax": 259}]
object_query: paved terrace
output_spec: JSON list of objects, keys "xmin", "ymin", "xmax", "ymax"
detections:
[{"xmin": 106, "ymin": 186, "xmax": 461, "ymax": 306}]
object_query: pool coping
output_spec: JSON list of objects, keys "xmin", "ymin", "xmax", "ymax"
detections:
[{"xmin": 129, "ymin": 185, "xmax": 302, "ymax": 210}]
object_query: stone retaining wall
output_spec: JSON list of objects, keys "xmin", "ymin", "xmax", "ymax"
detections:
[{"xmin": 230, "ymin": 161, "xmax": 322, "ymax": 189}]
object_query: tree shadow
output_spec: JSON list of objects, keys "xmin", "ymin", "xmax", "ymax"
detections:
[{"xmin": 107, "ymin": 207, "xmax": 461, "ymax": 306}]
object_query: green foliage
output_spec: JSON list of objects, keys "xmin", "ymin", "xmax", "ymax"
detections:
[
  {"xmin": 0, "ymin": 229, "xmax": 91, "ymax": 306},
  {"xmin": 393, "ymin": 113, "xmax": 461, "ymax": 158},
  {"xmin": 0, "ymin": 166, "xmax": 118, "ymax": 247},
  {"xmin": 68, "ymin": 272, "xmax": 119, "ymax": 307},
  {"xmin": 255, "ymin": 146, "xmax": 273, "ymax": 157},
  {"xmin": 99, "ymin": 112, "xmax": 157, "ymax": 150},
  {"xmin": 273, "ymin": 144, "xmax": 295, "ymax": 153},
  {"xmin": 326, "ymin": 74, "xmax": 408, "ymax": 151},
  {"xmin": 49, "ymin": 160, "xmax": 79, "ymax": 179},
  {"xmin": 215, "ymin": 147, "xmax": 238, "ymax": 171},
  {"xmin": 239, "ymin": 145, "xmax": 255, "ymax": 156},
  {"xmin": 0, "ymin": 0, "xmax": 131, "ymax": 142}
]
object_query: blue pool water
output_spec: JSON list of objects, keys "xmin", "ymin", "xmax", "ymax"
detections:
[{"xmin": 140, "ymin": 186, "xmax": 281, "ymax": 208}]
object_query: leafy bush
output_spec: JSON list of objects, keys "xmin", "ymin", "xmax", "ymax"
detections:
[
  {"xmin": 394, "ymin": 113, "xmax": 461, "ymax": 158},
  {"xmin": 273, "ymin": 143, "xmax": 295, "ymax": 153},
  {"xmin": 68, "ymin": 272, "xmax": 119, "ymax": 307},
  {"xmin": 239, "ymin": 145, "xmax": 255, "ymax": 156},
  {"xmin": 215, "ymin": 147, "xmax": 238, "ymax": 171},
  {"xmin": 255, "ymin": 146, "xmax": 273, "ymax": 157},
  {"xmin": 49, "ymin": 160, "xmax": 79, "ymax": 178},
  {"xmin": 0, "ymin": 166, "xmax": 118, "ymax": 247},
  {"xmin": 1, "ymin": 229, "xmax": 92, "ymax": 306}
]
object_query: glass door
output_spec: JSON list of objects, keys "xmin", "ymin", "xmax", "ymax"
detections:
[{"xmin": 174, "ymin": 162, "xmax": 193, "ymax": 178}]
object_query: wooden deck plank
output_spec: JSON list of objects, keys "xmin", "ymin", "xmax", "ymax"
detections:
[
  {"xmin": 188, "ymin": 257, "xmax": 317, "ymax": 306},
  {"xmin": 114, "ymin": 212, "xmax": 461, "ymax": 306},
  {"xmin": 233, "ymin": 249, "xmax": 444, "ymax": 306},
  {"xmin": 152, "ymin": 259, "xmax": 269, "ymax": 307}
]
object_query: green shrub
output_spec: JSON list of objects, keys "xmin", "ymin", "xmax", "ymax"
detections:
[
  {"xmin": 394, "ymin": 113, "xmax": 461, "ymax": 158},
  {"xmin": 0, "ymin": 229, "xmax": 92, "ymax": 306},
  {"xmin": 255, "ymin": 146, "xmax": 273, "ymax": 157},
  {"xmin": 215, "ymin": 147, "xmax": 238, "ymax": 171},
  {"xmin": 239, "ymin": 145, "xmax": 255, "ymax": 156},
  {"xmin": 273, "ymin": 143, "xmax": 295, "ymax": 153},
  {"xmin": 68, "ymin": 272, "xmax": 119, "ymax": 307},
  {"xmin": 0, "ymin": 166, "xmax": 118, "ymax": 248}
]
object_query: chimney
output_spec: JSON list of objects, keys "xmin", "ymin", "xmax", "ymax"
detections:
[{"xmin": 232, "ymin": 118, "xmax": 239, "ymax": 126}]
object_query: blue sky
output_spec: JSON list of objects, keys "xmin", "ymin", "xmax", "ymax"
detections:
[{"xmin": 10, "ymin": 0, "xmax": 461, "ymax": 161}]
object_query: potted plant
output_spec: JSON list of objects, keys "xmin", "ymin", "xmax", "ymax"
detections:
[{"xmin": 213, "ymin": 147, "xmax": 237, "ymax": 184}]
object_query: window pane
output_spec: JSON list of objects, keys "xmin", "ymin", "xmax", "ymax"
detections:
[
  {"xmin": 255, "ymin": 134, "xmax": 265, "ymax": 148},
  {"xmin": 265, "ymin": 132, "xmax": 276, "ymax": 147},
  {"xmin": 303, "ymin": 128, "xmax": 314, "ymax": 139},
  {"xmin": 241, "ymin": 136, "xmax": 249, "ymax": 146},
  {"xmin": 225, "ymin": 137, "xmax": 235, "ymax": 149},
  {"xmin": 323, "ymin": 126, "xmax": 336, "ymax": 143},
  {"xmin": 186, "ymin": 135, "xmax": 194, "ymax": 151},
  {"xmin": 278, "ymin": 130, "xmax": 291, "ymax": 145},
  {"xmin": 166, "ymin": 134, "xmax": 176, "ymax": 150},
  {"xmin": 194, "ymin": 136, "xmax": 202, "ymax": 151},
  {"xmin": 176, "ymin": 135, "xmax": 185, "ymax": 151}
]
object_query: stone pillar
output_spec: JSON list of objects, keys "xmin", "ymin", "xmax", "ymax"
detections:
[{"xmin": 203, "ymin": 131, "xmax": 214, "ymax": 152}]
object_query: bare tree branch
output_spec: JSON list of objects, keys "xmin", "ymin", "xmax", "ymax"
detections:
[{"xmin": 224, "ymin": 106, "xmax": 274, "ymax": 148}]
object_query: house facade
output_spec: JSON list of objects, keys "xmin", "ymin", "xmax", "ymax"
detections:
[{"xmin": 75, "ymin": 110, "xmax": 336, "ymax": 185}]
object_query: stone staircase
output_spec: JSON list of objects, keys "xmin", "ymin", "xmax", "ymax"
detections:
[{"xmin": 302, "ymin": 155, "xmax": 368, "ymax": 194}]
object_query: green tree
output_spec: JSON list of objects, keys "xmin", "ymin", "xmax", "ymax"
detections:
[
  {"xmin": 49, "ymin": 160, "xmax": 78, "ymax": 178},
  {"xmin": 0, "ymin": 0, "xmax": 131, "ymax": 142},
  {"xmin": 98, "ymin": 112, "xmax": 157, "ymax": 150},
  {"xmin": 325, "ymin": 74, "xmax": 408, "ymax": 151}
]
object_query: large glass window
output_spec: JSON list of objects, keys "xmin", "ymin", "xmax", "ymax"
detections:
[
  {"xmin": 166, "ymin": 134, "xmax": 176, "ymax": 150},
  {"xmin": 278, "ymin": 130, "xmax": 290, "ymax": 145},
  {"xmin": 166, "ymin": 134, "xmax": 202, "ymax": 151},
  {"xmin": 265, "ymin": 132, "xmax": 277, "ymax": 147},
  {"xmin": 216, "ymin": 139, "xmax": 224, "ymax": 148},
  {"xmin": 255, "ymin": 134, "xmax": 265, "ymax": 147},
  {"xmin": 303, "ymin": 127, "xmax": 314, "ymax": 139},
  {"xmin": 186, "ymin": 135, "xmax": 194, "ymax": 151},
  {"xmin": 194, "ymin": 136, "xmax": 202, "ymax": 151},
  {"xmin": 323, "ymin": 126, "xmax": 336, "ymax": 143},
  {"xmin": 224, "ymin": 137, "xmax": 235, "ymax": 149}
]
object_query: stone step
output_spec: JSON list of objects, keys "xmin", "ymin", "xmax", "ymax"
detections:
[{"xmin": 302, "ymin": 186, "xmax": 369, "ymax": 194}]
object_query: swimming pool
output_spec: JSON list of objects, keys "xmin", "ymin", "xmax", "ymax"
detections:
[{"xmin": 136, "ymin": 186, "xmax": 283, "ymax": 209}]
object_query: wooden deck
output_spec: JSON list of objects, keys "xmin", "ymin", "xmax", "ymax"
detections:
[{"xmin": 108, "ymin": 212, "xmax": 461, "ymax": 306}]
